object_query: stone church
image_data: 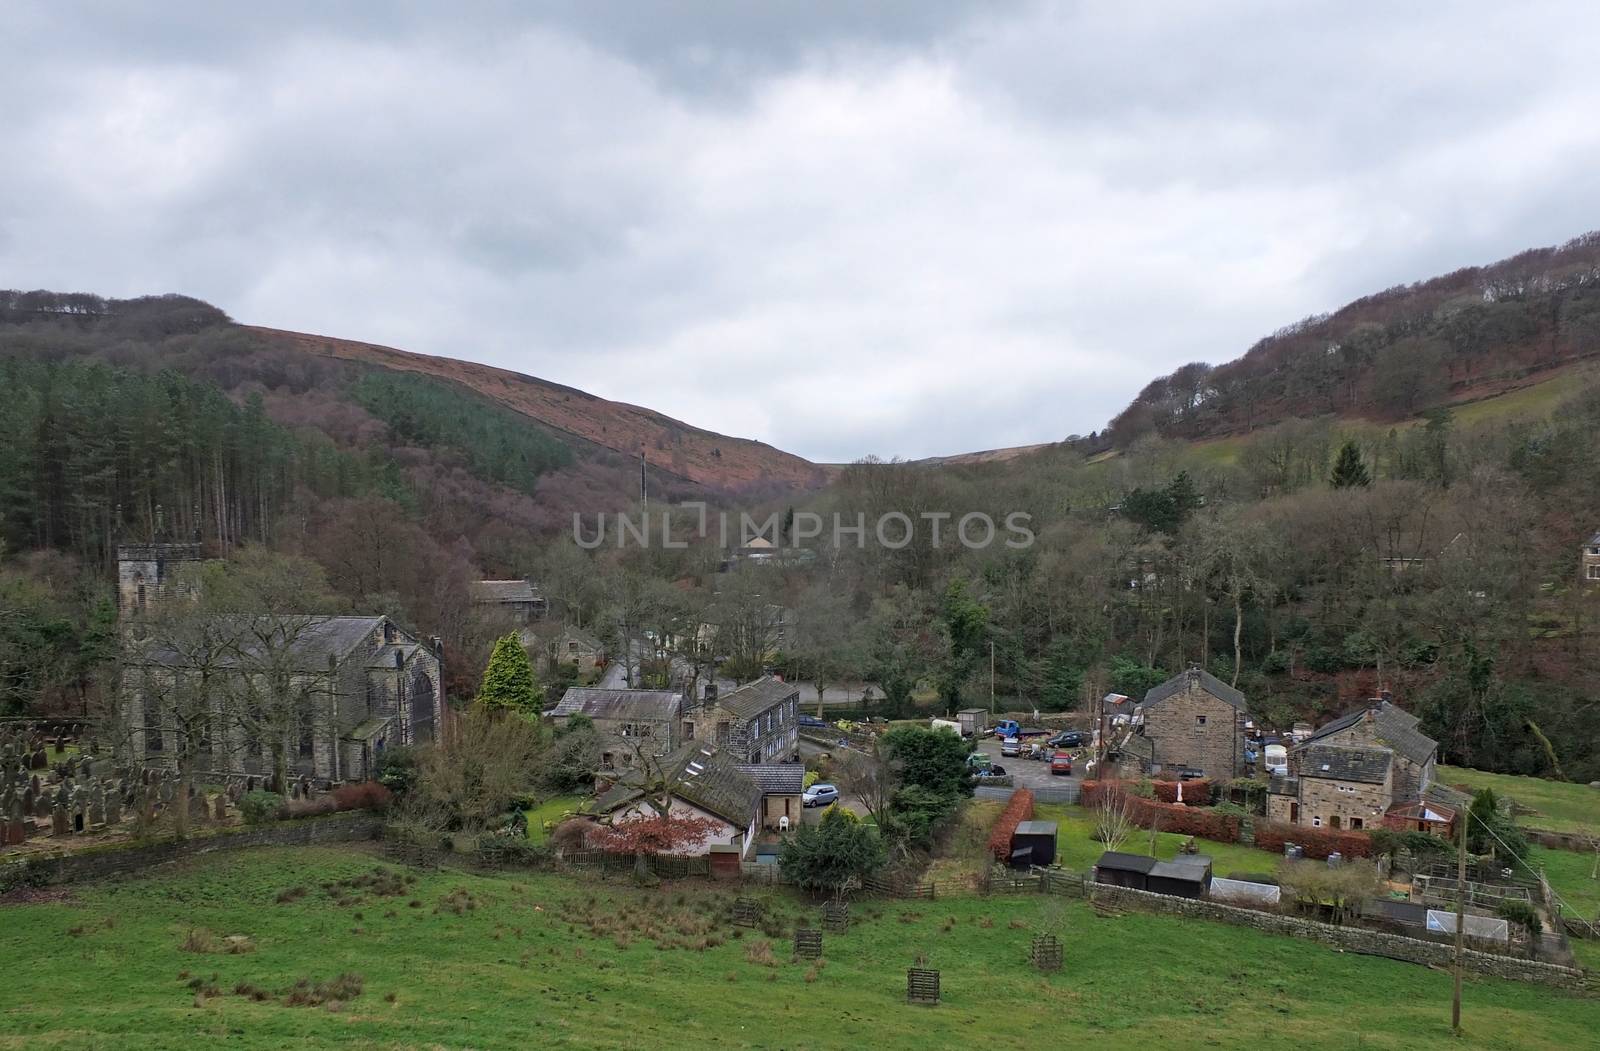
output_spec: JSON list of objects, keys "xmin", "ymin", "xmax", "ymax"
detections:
[{"xmin": 118, "ymin": 540, "xmax": 443, "ymax": 785}]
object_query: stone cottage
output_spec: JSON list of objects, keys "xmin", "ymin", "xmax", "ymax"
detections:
[
  {"xmin": 735, "ymin": 762, "xmax": 806, "ymax": 830},
  {"xmin": 683, "ymin": 676, "xmax": 800, "ymax": 764},
  {"xmin": 1119, "ymin": 666, "xmax": 1249, "ymax": 779},
  {"xmin": 471, "ymin": 579, "xmax": 548, "ymax": 624},
  {"xmin": 1583, "ymin": 530, "xmax": 1600, "ymax": 584},
  {"xmin": 550, "ymin": 686, "xmax": 681, "ymax": 771},
  {"xmin": 1265, "ymin": 697, "xmax": 1448, "ymax": 833},
  {"xmin": 589, "ymin": 741, "xmax": 763, "ymax": 859}
]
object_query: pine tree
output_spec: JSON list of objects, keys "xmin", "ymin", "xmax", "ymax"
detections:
[
  {"xmin": 475, "ymin": 633, "xmax": 543, "ymax": 714},
  {"xmin": 1329, "ymin": 440, "xmax": 1371, "ymax": 488}
]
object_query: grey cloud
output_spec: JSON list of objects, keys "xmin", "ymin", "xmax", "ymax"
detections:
[{"xmin": 3, "ymin": 2, "xmax": 1600, "ymax": 463}]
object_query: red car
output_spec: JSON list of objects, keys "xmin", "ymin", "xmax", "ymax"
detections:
[{"xmin": 1050, "ymin": 751, "xmax": 1073, "ymax": 776}]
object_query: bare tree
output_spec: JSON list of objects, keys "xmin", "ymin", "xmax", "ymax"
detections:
[{"xmin": 1093, "ymin": 786, "xmax": 1137, "ymax": 854}]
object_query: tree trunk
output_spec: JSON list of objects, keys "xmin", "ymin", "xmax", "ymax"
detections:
[
  {"xmin": 1231, "ymin": 590, "xmax": 1244, "ymax": 688},
  {"xmin": 175, "ymin": 755, "xmax": 192, "ymax": 840}
]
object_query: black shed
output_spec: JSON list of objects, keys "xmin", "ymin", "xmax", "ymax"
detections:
[
  {"xmin": 1093, "ymin": 851, "xmax": 1157, "ymax": 889},
  {"xmin": 1146, "ymin": 855, "xmax": 1212, "ymax": 899},
  {"xmin": 1009, "ymin": 820, "xmax": 1059, "ymax": 868}
]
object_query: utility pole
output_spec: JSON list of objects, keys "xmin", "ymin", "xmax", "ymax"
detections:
[
  {"xmin": 1452, "ymin": 805, "xmax": 1468, "ymax": 1034},
  {"xmin": 640, "ymin": 449, "xmax": 648, "ymax": 513}
]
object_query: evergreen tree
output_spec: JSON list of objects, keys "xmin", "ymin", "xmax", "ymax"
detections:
[
  {"xmin": 1329, "ymin": 440, "xmax": 1371, "ymax": 488},
  {"xmin": 476, "ymin": 633, "xmax": 543, "ymax": 714}
]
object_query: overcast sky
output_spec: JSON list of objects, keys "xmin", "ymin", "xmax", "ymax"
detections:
[{"xmin": 5, "ymin": 2, "xmax": 1600, "ymax": 461}]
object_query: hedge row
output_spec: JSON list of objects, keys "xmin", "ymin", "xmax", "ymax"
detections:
[
  {"xmin": 1254, "ymin": 820, "xmax": 1373, "ymax": 860},
  {"xmin": 1152, "ymin": 779, "xmax": 1213, "ymax": 805},
  {"xmin": 1079, "ymin": 781, "xmax": 1242, "ymax": 843},
  {"xmin": 988, "ymin": 788, "xmax": 1035, "ymax": 861}
]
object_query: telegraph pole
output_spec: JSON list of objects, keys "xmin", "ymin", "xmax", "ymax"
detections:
[
  {"xmin": 1452, "ymin": 805, "xmax": 1468, "ymax": 1034},
  {"xmin": 989, "ymin": 640, "xmax": 996, "ymax": 714}
]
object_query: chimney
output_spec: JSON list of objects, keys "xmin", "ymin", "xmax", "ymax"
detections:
[{"xmin": 1379, "ymin": 689, "xmax": 1392, "ymax": 704}]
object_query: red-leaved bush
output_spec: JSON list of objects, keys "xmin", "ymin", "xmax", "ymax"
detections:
[
  {"xmin": 988, "ymin": 789, "xmax": 1035, "ymax": 862},
  {"xmin": 1152, "ymin": 779, "xmax": 1212, "ymax": 805},
  {"xmin": 589, "ymin": 814, "xmax": 722, "ymax": 857},
  {"xmin": 1253, "ymin": 820, "xmax": 1373, "ymax": 859},
  {"xmin": 331, "ymin": 781, "xmax": 394, "ymax": 812},
  {"xmin": 1078, "ymin": 780, "xmax": 1241, "ymax": 843}
]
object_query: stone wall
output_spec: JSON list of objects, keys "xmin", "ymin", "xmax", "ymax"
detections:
[
  {"xmin": 1086, "ymin": 882, "xmax": 1588, "ymax": 989},
  {"xmin": 0, "ymin": 811, "xmax": 381, "ymax": 893}
]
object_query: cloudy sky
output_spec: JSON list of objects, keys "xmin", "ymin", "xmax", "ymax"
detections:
[{"xmin": 6, "ymin": 2, "xmax": 1600, "ymax": 461}]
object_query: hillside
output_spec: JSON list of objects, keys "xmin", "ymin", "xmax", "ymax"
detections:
[
  {"xmin": 1102, "ymin": 231, "xmax": 1600, "ymax": 449},
  {"xmin": 251, "ymin": 327, "xmax": 825, "ymax": 492}
]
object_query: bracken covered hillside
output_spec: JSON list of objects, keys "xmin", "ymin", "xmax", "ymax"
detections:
[{"xmin": 1105, "ymin": 232, "xmax": 1600, "ymax": 447}]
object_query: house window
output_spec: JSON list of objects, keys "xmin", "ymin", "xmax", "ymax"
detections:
[
  {"xmin": 1589, "ymin": 565, "xmax": 1600, "ymax": 580},
  {"xmin": 568, "ymin": 640, "xmax": 579, "ymax": 653},
  {"xmin": 1312, "ymin": 816, "xmax": 1322, "ymax": 828},
  {"xmin": 1195, "ymin": 715, "xmax": 1207, "ymax": 726},
  {"xmin": 1350, "ymin": 817, "xmax": 1364, "ymax": 830},
  {"xmin": 1289, "ymin": 802, "xmax": 1299, "ymax": 823},
  {"xmin": 601, "ymin": 752, "xmax": 614, "ymax": 770},
  {"xmin": 143, "ymin": 693, "xmax": 163, "ymax": 752},
  {"xmin": 1337, "ymin": 784, "xmax": 1355, "ymax": 794}
]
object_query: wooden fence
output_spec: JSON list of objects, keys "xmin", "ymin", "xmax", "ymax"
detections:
[
  {"xmin": 558, "ymin": 850, "xmax": 710, "ymax": 878},
  {"xmin": 862, "ymin": 873, "xmax": 937, "ymax": 899}
]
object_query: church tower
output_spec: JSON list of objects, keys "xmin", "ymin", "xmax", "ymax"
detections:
[{"xmin": 115, "ymin": 507, "xmax": 202, "ymax": 619}]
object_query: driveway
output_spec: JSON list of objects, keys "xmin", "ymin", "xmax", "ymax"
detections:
[{"xmin": 974, "ymin": 736, "xmax": 1083, "ymax": 792}]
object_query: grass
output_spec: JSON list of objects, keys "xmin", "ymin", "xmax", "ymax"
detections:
[
  {"xmin": 1532, "ymin": 844, "xmax": 1600, "ymax": 921},
  {"xmin": 522, "ymin": 795, "xmax": 586, "ymax": 843},
  {"xmin": 1, "ymin": 845, "xmax": 1595, "ymax": 1049},
  {"xmin": 1033, "ymin": 803, "xmax": 1286, "ymax": 879},
  {"xmin": 1436, "ymin": 766, "xmax": 1600, "ymax": 835}
]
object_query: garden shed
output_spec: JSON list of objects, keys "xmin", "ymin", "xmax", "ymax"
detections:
[
  {"xmin": 1093, "ymin": 851, "xmax": 1157, "ymax": 889},
  {"xmin": 1008, "ymin": 820, "xmax": 1058, "ymax": 868},
  {"xmin": 1145, "ymin": 854, "xmax": 1212, "ymax": 899}
]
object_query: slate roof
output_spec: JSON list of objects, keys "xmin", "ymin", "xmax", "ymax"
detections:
[
  {"xmin": 132, "ymin": 615, "xmax": 392, "ymax": 672},
  {"xmin": 563, "ymin": 626, "xmax": 604, "ymax": 651},
  {"xmin": 1303, "ymin": 700, "xmax": 1436, "ymax": 766},
  {"xmin": 1143, "ymin": 667, "xmax": 1248, "ymax": 713},
  {"xmin": 1095, "ymin": 851, "xmax": 1158, "ymax": 874},
  {"xmin": 473, "ymin": 579, "xmax": 541, "ymax": 604},
  {"xmin": 664, "ymin": 742, "xmax": 763, "ymax": 827},
  {"xmin": 552, "ymin": 687, "xmax": 681, "ymax": 722},
  {"xmin": 1299, "ymin": 744, "xmax": 1393, "ymax": 784},
  {"xmin": 718, "ymin": 676, "xmax": 799, "ymax": 721},
  {"xmin": 735, "ymin": 763, "xmax": 805, "ymax": 795}
]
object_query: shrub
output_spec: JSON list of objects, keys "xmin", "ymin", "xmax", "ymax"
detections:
[
  {"xmin": 374, "ymin": 746, "xmax": 420, "ymax": 795},
  {"xmin": 1152, "ymin": 779, "xmax": 1212, "ymax": 805},
  {"xmin": 239, "ymin": 791, "xmax": 284, "ymax": 826},
  {"xmin": 987, "ymin": 789, "xmax": 1035, "ymax": 862},
  {"xmin": 1254, "ymin": 820, "xmax": 1373, "ymax": 860},
  {"xmin": 1079, "ymin": 781, "xmax": 1241, "ymax": 843},
  {"xmin": 331, "ymin": 782, "xmax": 394, "ymax": 813},
  {"xmin": 1497, "ymin": 899, "xmax": 1541, "ymax": 941}
]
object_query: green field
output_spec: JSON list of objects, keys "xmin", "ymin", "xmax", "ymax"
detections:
[
  {"xmin": 2, "ymin": 845, "xmax": 1594, "ymax": 1050},
  {"xmin": 1436, "ymin": 766, "xmax": 1600, "ymax": 836},
  {"xmin": 523, "ymin": 795, "xmax": 586, "ymax": 843}
]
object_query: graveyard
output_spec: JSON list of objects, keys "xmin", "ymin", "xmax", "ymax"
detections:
[{"xmin": 2, "ymin": 844, "xmax": 1598, "ymax": 1050}]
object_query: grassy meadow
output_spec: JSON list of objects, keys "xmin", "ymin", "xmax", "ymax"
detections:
[
  {"xmin": 2, "ymin": 845, "xmax": 1596, "ymax": 1050},
  {"xmin": 1436, "ymin": 766, "xmax": 1600, "ymax": 836}
]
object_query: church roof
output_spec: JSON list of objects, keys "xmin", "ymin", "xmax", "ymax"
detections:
[{"xmin": 131, "ymin": 615, "xmax": 402, "ymax": 672}]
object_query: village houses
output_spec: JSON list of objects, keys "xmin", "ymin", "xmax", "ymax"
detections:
[
  {"xmin": 1117, "ymin": 666, "xmax": 1250, "ymax": 780},
  {"xmin": 550, "ymin": 686, "xmax": 681, "ymax": 771},
  {"xmin": 683, "ymin": 676, "xmax": 800, "ymax": 764}
]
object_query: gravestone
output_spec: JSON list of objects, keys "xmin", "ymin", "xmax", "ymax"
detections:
[
  {"xmin": 51, "ymin": 797, "xmax": 70, "ymax": 837},
  {"xmin": 4, "ymin": 795, "xmax": 26, "ymax": 845},
  {"xmin": 189, "ymin": 788, "xmax": 208, "ymax": 823},
  {"xmin": 87, "ymin": 782, "xmax": 106, "ymax": 830},
  {"xmin": 35, "ymin": 786, "xmax": 52, "ymax": 820},
  {"xmin": 30, "ymin": 747, "xmax": 47, "ymax": 771},
  {"xmin": 213, "ymin": 795, "xmax": 228, "ymax": 822},
  {"xmin": 104, "ymin": 787, "xmax": 122, "ymax": 827}
]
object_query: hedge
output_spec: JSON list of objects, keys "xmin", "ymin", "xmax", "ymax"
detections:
[
  {"xmin": 1079, "ymin": 781, "xmax": 1241, "ymax": 844},
  {"xmin": 1152, "ymin": 779, "xmax": 1213, "ymax": 805},
  {"xmin": 988, "ymin": 788, "xmax": 1035, "ymax": 861},
  {"xmin": 1254, "ymin": 820, "xmax": 1373, "ymax": 860}
]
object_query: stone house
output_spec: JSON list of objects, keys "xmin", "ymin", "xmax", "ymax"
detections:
[
  {"xmin": 590, "ymin": 741, "xmax": 762, "ymax": 859},
  {"xmin": 683, "ymin": 676, "xmax": 799, "ymax": 764},
  {"xmin": 1584, "ymin": 530, "xmax": 1600, "ymax": 584},
  {"xmin": 734, "ymin": 762, "xmax": 805, "ymax": 830},
  {"xmin": 471, "ymin": 579, "xmax": 547, "ymax": 624},
  {"xmin": 550, "ymin": 686, "xmax": 681, "ymax": 771},
  {"xmin": 1265, "ymin": 697, "xmax": 1445, "ymax": 833},
  {"xmin": 1267, "ymin": 744, "xmax": 1394, "ymax": 831},
  {"xmin": 1120, "ymin": 667, "xmax": 1249, "ymax": 779},
  {"xmin": 124, "ymin": 614, "xmax": 443, "ymax": 784},
  {"xmin": 555, "ymin": 626, "xmax": 605, "ymax": 669}
]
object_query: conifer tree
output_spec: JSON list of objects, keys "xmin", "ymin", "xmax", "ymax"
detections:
[
  {"xmin": 1329, "ymin": 440, "xmax": 1372, "ymax": 488},
  {"xmin": 476, "ymin": 633, "xmax": 543, "ymax": 714}
]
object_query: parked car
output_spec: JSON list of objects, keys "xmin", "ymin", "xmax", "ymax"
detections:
[
  {"xmin": 1048, "ymin": 730, "xmax": 1085, "ymax": 749},
  {"xmin": 1050, "ymin": 751, "xmax": 1073, "ymax": 776},
  {"xmin": 1000, "ymin": 737, "xmax": 1021, "ymax": 757},
  {"xmin": 798, "ymin": 714, "xmax": 829, "ymax": 729},
  {"xmin": 802, "ymin": 783, "xmax": 840, "ymax": 807},
  {"xmin": 985, "ymin": 763, "xmax": 1008, "ymax": 777}
]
